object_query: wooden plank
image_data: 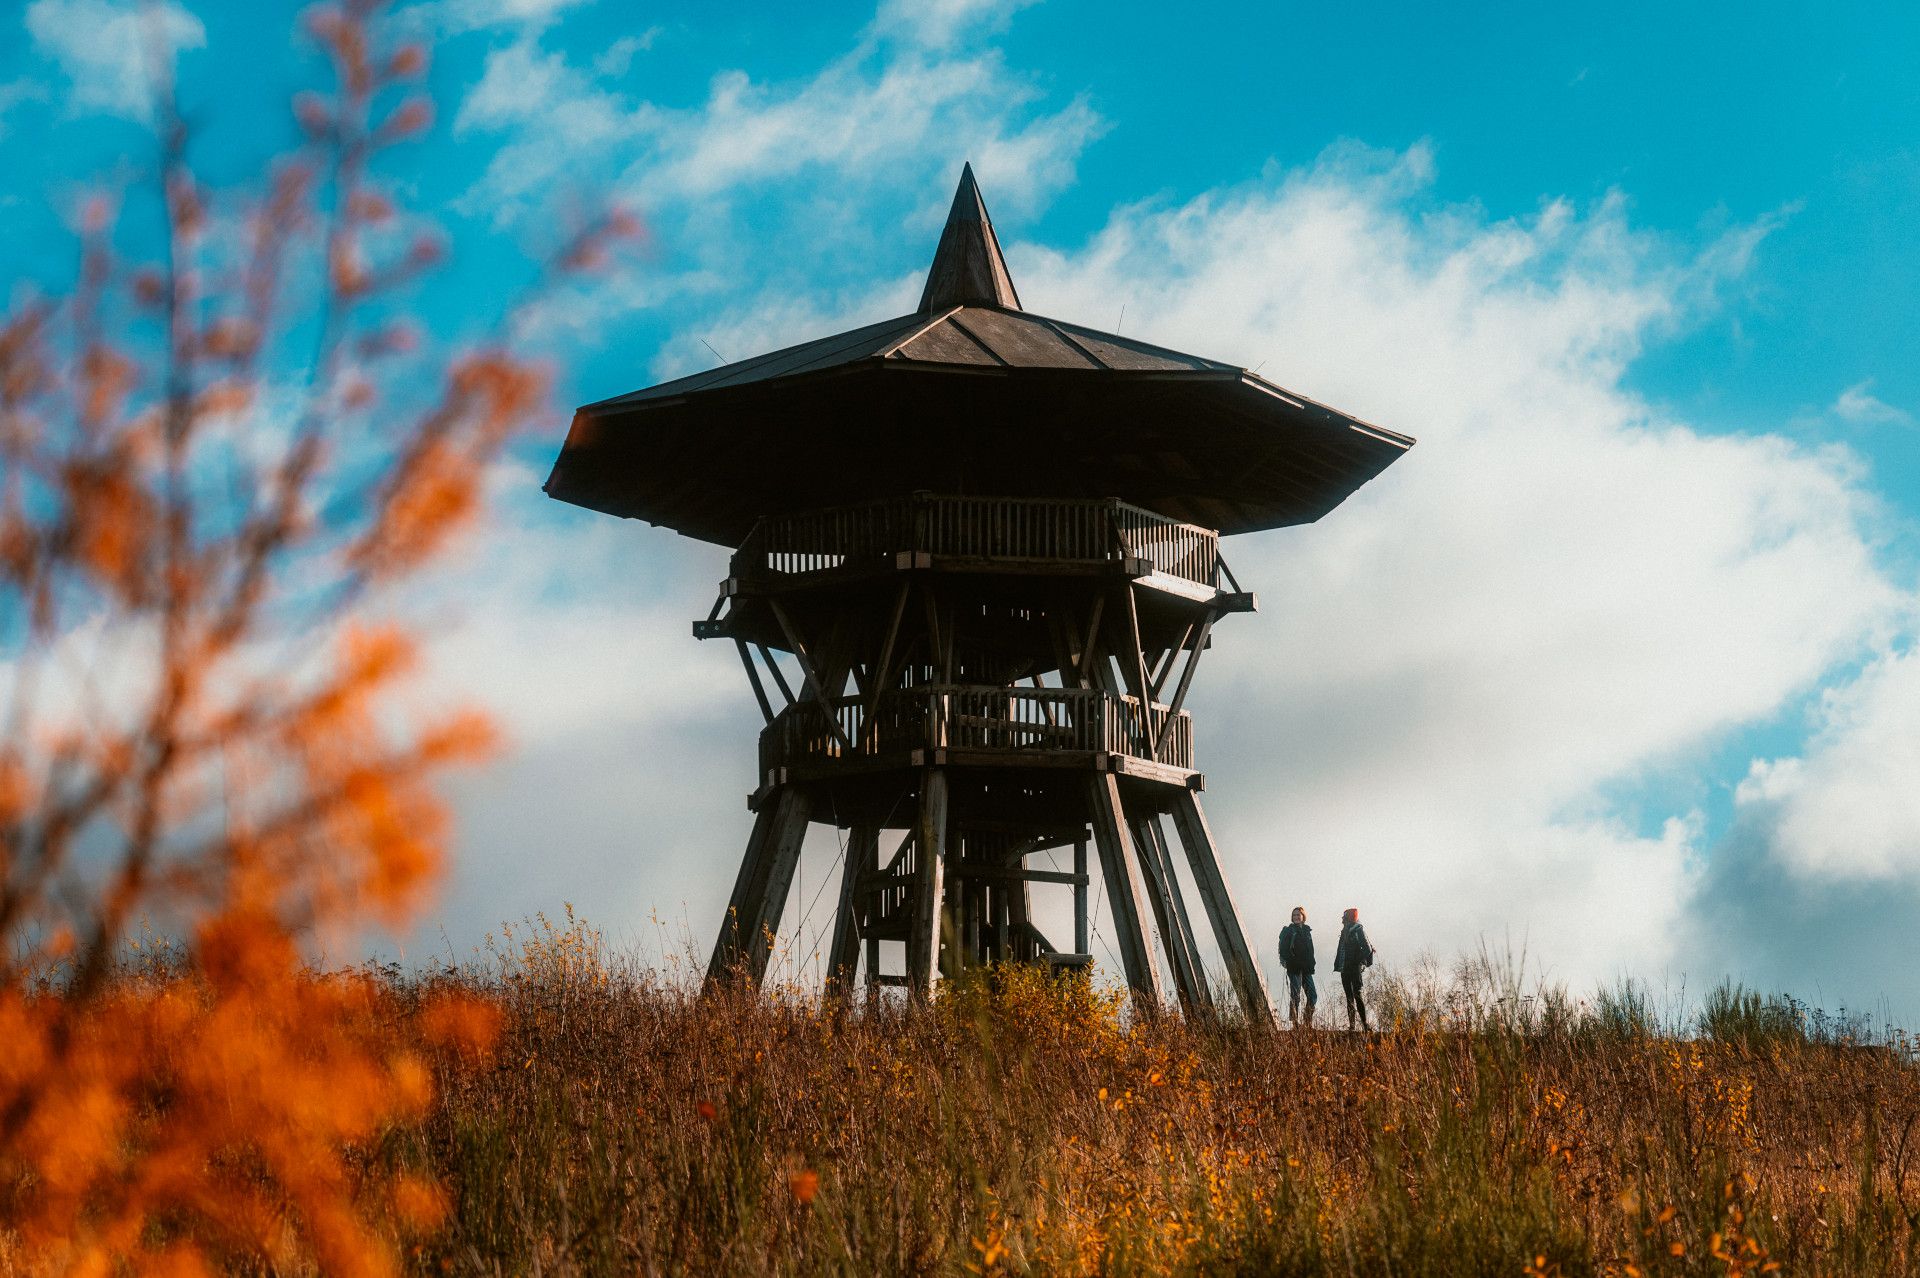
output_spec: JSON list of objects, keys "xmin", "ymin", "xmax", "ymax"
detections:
[
  {"xmin": 1134, "ymin": 815, "xmax": 1214, "ymax": 1016},
  {"xmin": 755, "ymin": 643, "xmax": 797, "ymax": 706},
  {"xmin": 871, "ymin": 580, "xmax": 912, "ymax": 700},
  {"xmin": 706, "ymin": 786, "xmax": 813, "ymax": 988},
  {"xmin": 741, "ymin": 787, "xmax": 814, "ymax": 986},
  {"xmin": 1077, "ymin": 595, "xmax": 1106, "ymax": 688},
  {"xmin": 1146, "ymin": 815, "xmax": 1214, "ymax": 1014},
  {"xmin": 825, "ymin": 826, "xmax": 878, "ymax": 997},
  {"xmin": 1120, "ymin": 586, "xmax": 1157, "ymax": 759},
  {"xmin": 906, "ymin": 769, "xmax": 949, "ymax": 997},
  {"xmin": 1155, "ymin": 609, "xmax": 1215, "ymax": 758},
  {"xmin": 706, "ymin": 800, "xmax": 781, "ymax": 985},
  {"xmin": 1073, "ymin": 839, "xmax": 1089, "ymax": 955},
  {"xmin": 768, "ymin": 599, "xmax": 854, "ymax": 751},
  {"xmin": 949, "ymin": 864, "xmax": 1087, "ymax": 887},
  {"xmin": 1150, "ymin": 623, "xmax": 1193, "ymax": 699},
  {"xmin": 1086, "ymin": 773, "xmax": 1164, "ymax": 1008},
  {"xmin": 1167, "ymin": 790, "xmax": 1272, "ymax": 1026},
  {"xmin": 735, "ymin": 639, "xmax": 776, "ymax": 725},
  {"xmin": 1129, "ymin": 814, "xmax": 1207, "ymax": 1015}
]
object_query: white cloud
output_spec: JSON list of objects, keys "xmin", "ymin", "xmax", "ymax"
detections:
[
  {"xmin": 592, "ymin": 30, "xmax": 659, "ymax": 79},
  {"xmin": 1832, "ymin": 379, "xmax": 1913, "ymax": 427},
  {"xmin": 451, "ymin": 8, "xmax": 1102, "ymax": 241},
  {"xmin": 25, "ymin": 0, "xmax": 203, "ymax": 122},
  {"xmin": 1735, "ymin": 645, "xmax": 1920, "ymax": 879},
  {"xmin": 871, "ymin": 0, "xmax": 1041, "ymax": 48},
  {"xmin": 404, "ymin": 0, "xmax": 592, "ymax": 37},
  {"xmin": 406, "ymin": 140, "xmax": 1913, "ymax": 1008},
  {"xmin": 996, "ymin": 146, "xmax": 1901, "ymax": 986}
]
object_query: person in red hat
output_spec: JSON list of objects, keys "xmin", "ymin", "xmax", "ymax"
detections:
[{"xmin": 1332, "ymin": 907, "xmax": 1376, "ymax": 1030}]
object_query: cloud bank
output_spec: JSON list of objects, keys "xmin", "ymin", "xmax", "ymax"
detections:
[{"xmin": 14, "ymin": 0, "xmax": 1868, "ymax": 1017}]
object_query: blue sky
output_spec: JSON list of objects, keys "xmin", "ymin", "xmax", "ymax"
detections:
[{"xmin": 4, "ymin": 0, "xmax": 1918, "ymax": 1020}]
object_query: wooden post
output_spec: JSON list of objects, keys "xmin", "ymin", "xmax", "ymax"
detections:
[
  {"xmin": 1086, "ymin": 774, "xmax": 1163, "ymax": 1008},
  {"xmin": 1073, "ymin": 838, "xmax": 1089, "ymax": 955},
  {"xmin": 706, "ymin": 799, "xmax": 781, "ymax": 985},
  {"xmin": 743, "ymin": 788, "xmax": 813, "ymax": 987},
  {"xmin": 993, "ymin": 878, "xmax": 1010, "ymax": 961},
  {"xmin": 907, "ymin": 769, "xmax": 949, "ymax": 997},
  {"xmin": 769, "ymin": 599, "xmax": 854, "ymax": 751},
  {"xmin": 1154, "ymin": 610, "xmax": 1215, "ymax": 758},
  {"xmin": 825, "ymin": 826, "xmax": 878, "ymax": 997},
  {"xmin": 735, "ymin": 639, "xmax": 776, "ymax": 725},
  {"xmin": 1129, "ymin": 814, "xmax": 1210, "ymax": 1015},
  {"xmin": 1168, "ymin": 790, "xmax": 1272, "ymax": 1026},
  {"xmin": 1144, "ymin": 815, "xmax": 1213, "ymax": 1012},
  {"xmin": 707, "ymin": 787, "xmax": 813, "ymax": 988}
]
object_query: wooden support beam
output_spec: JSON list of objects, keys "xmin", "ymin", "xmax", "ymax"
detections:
[
  {"xmin": 906, "ymin": 770, "xmax": 949, "ymax": 997},
  {"xmin": 755, "ymin": 643, "xmax": 797, "ymax": 707},
  {"xmin": 735, "ymin": 639, "xmax": 776, "ymax": 725},
  {"xmin": 1073, "ymin": 839, "xmax": 1089, "ymax": 955},
  {"xmin": 707, "ymin": 800, "xmax": 780, "ymax": 985},
  {"xmin": 825, "ymin": 826, "xmax": 878, "ymax": 997},
  {"xmin": 1130, "ymin": 815, "xmax": 1214, "ymax": 1016},
  {"xmin": 1008, "ymin": 867, "xmax": 1035, "ymax": 962},
  {"xmin": 768, "ymin": 599, "xmax": 854, "ymax": 751},
  {"xmin": 743, "ymin": 788, "xmax": 814, "ymax": 987},
  {"xmin": 1119, "ymin": 586, "xmax": 1157, "ymax": 759},
  {"xmin": 1155, "ymin": 609, "xmax": 1216, "ymax": 758},
  {"xmin": 949, "ymin": 864, "xmax": 1088, "ymax": 887},
  {"xmin": 1167, "ymin": 790, "xmax": 1272, "ymax": 1026},
  {"xmin": 1128, "ymin": 817, "xmax": 1205, "ymax": 1013},
  {"xmin": 706, "ymin": 787, "xmax": 813, "ymax": 988},
  {"xmin": 1086, "ymin": 773, "xmax": 1164, "ymax": 1008},
  {"xmin": 1077, "ymin": 595, "xmax": 1106, "ymax": 688},
  {"xmin": 871, "ymin": 580, "xmax": 912, "ymax": 699},
  {"xmin": 1150, "ymin": 623, "xmax": 1194, "ymax": 698},
  {"xmin": 1145, "ymin": 815, "xmax": 1214, "ymax": 1014}
]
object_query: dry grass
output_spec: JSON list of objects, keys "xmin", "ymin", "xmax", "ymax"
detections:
[{"xmin": 364, "ymin": 914, "xmax": 1920, "ymax": 1277}]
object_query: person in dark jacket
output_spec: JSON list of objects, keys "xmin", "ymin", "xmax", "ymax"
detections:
[
  {"xmin": 1332, "ymin": 907, "xmax": 1375, "ymax": 1030},
  {"xmin": 1276, "ymin": 907, "xmax": 1316, "ymax": 1027}
]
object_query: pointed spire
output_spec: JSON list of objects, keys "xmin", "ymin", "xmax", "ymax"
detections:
[{"xmin": 917, "ymin": 162, "xmax": 1022, "ymax": 313}]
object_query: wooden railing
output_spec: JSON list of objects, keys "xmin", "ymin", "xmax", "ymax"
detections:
[
  {"xmin": 732, "ymin": 494, "xmax": 1220, "ymax": 589},
  {"xmin": 760, "ymin": 684, "xmax": 1194, "ymax": 777}
]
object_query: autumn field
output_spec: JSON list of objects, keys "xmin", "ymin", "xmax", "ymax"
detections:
[
  {"xmin": 4, "ymin": 911, "xmax": 1918, "ymax": 1274},
  {"xmin": 42, "ymin": 914, "xmax": 1886, "ymax": 1278}
]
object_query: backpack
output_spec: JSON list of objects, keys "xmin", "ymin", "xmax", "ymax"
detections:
[{"xmin": 1343, "ymin": 924, "xmax": 1375, "ymax": 969}]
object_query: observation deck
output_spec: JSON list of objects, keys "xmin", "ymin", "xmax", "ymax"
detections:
[{"xmin": 759, "ymin": 683, "xmax": 1195, "ymax": 787}]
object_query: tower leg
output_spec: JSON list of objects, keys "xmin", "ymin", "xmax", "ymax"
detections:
[
  {"xmin": 1146, "ymin": 815, "xmax": 1215, "ymax": 1013},
  {"xmin": 1072, "ymin": 838, "xmax": 1089, "ymax": 956},
  {"xmin": 1129, "ymin": 813, "xmax": 1212, "ymax": 1016},
  {"xmin": 1086, "ymin": 774, "xmax": 1164, "ymax": 1010},
  {"xmin": 825, "ymin": 825, "xmax": 878, "ymax": 997},
  {"xmin": 706, "ymin": 786, "xmax": 813, "ymax": 988},
  {"xmin": 906, "ymin": 769, "xmax": 949, "ymax": 997},
  {"xmin": 1167, "ymin": 790, "xmax": 1273, "ymax": 1026},
  {"xmin": 707, "ymin": 800, "xmax": 779, "ymax": 985}
]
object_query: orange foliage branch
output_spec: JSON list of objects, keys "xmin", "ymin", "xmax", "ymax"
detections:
[{"xmin": 0, "ymin": 0, "xmax": 638, "ymax": 1269}]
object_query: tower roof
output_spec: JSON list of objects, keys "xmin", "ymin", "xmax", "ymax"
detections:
[
  {"xmin": 545, "ymin": 166, "xmax": 1415, "ymax": 547},
  {"xmin": 917, "ymin": 163, "xmax": 1022, "ymax": 312}
]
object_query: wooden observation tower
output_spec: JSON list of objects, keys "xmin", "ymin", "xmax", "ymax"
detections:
[{"xmin": 545, "ymin": 166, "xmax": 1413, "ymax": 1021}]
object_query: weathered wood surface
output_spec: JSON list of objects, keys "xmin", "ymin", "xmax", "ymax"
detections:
[
  {"xmin": 1086, "ymin": 773, "xmax": 1164, "ymax": 1008},
  {"xmin": 907, "ymin": 771, "xmax": 950, "ymax": 996},
  {"xmin": 732, "ymin": 493, "xmax": 1222, "ymax": 591},
  {"xmin": 1168, "ymin": 790, "xmax": 1273, "ymax": 1026},
  {"xmin": 707, "ymin": 787, "xmax": 813, "ymax": 986}
]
